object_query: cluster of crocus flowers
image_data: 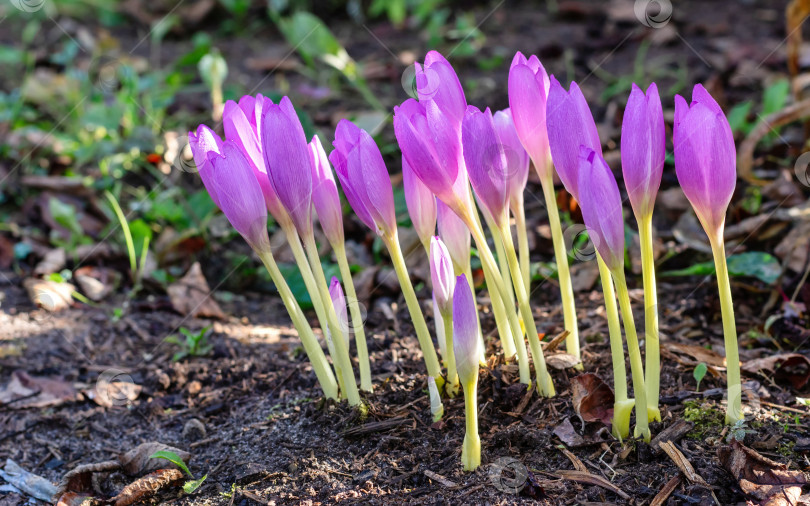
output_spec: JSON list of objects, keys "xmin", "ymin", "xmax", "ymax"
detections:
[
  {"xmin": 546, "ymin": 77, "xmax": 741, "ymax": 438},
  {"xmin": 190, "ymin": 95, "xmax": 374, "ymax": 405},
  {"xmin": 190, "ymin": 47, "xmax": 743, "ymax": 470}
]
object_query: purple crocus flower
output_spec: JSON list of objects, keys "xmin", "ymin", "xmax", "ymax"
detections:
[
  {"xmin": 621, "ymin": 83, "xmax": 665, "ymax": 219},
  {"xmin": 310, "ymin": 134, "xmax": 344, "ymax": 247},
  {"xmin": 546, "ymin": 77, "xmax": 602, "ymax": 200},
  {"xmin": 222, "ymin": 96, "xmax": 290, "ymax": 222},
  {"xmin": 462, "ymin": 106, "xmax": 510, "ymax": 226},
  {"xmin": 437, "ymin": 199, "xmax": 470, "ymax": 271},
  {"xmin": 329, "ymin": 119, "xmax": 397, "ymax": 237},
  {"xmin": 493, "ymin": 108, "xmax": 529, "ymax": 209},
  {"xmin": 414, "ymin": 51, "xmax": 467, "ymax": 132},
  {"xmin": 430, "ymin": 236, "xmax": 455, "ymax": 316},
  {"xmin": 403, "ymin": 156, "xmax": 437, "ymax": 248},
  {"xmin": 260, "ymin": 96, "xmax": 313, "ymax": 239},
  {"xmin": 673, "ymin": 84, "xmax": 736, "ymax": 238},
  {"xmin": 394, "ymin": 98, "xmax": 463, "ymax": 206},
  {"xmin": 452, "ymin": 274, "xmax": 480, "ymax": 385},
  {"xmin": 508, "ymin": 52, "xmax": 552, "ymax": 179},
  {"xmin": 189, "ymin": 124, "xmax": 223, "ymax": 208},
  {"xmin": 197, "ymin": 139, "xmax": 269, "ymax": 251},
  {"xmin": 577, "ymin": 147, "xmax": 625, "ymax": 271}
]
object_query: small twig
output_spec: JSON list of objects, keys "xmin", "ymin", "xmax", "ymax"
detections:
[
  {"xmin": 659, "ymin": 441, "xmax": 720, "ymax": 506},
  {"xmin": 650, "ymin": 475, "xmax": 682, "ymax": 506}
]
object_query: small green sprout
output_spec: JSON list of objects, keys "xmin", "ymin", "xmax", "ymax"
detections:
[
  {"xmin": 149, "ymin": 450, "xmax": 208, "ymax": 494},
  {"xmin": 693, "ymin": 363, "xmax": 708, "ymax": 392},
  {"xmin": 166, "ymin": 326, "xmax": 213, "ymax": 362}
]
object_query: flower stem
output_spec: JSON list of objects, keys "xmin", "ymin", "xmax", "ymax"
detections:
[
  {"xmin": 596, "ymin": 253, "xmax": 631, "ymax": 439},
  {"xmin": 512, "ymin": 195, "xmax": 532, "ymax": 292},
  {"xmin": 461, "ymin": 381, "xmax": 481, "ymax": 471},
  {"xmin": 256, "ymin": 249, "xmax": 338, "ymax": 401},
  {"xmin": 442, "ymin": 312, "xmax": 460, "ymax": 396},
  {"xmin": 482, "ymin": 211, "xmax": 518, "ymax": 359},
  {"xmin": 540, "ymin": 173, "xmax": 580, "ymax": 365},
  {"xmin": 302, "ymin": 234, "xmax": 361, "ymax": 406},
  {"xmin": 470, "ymin": 219, "xmax": 540, "ymax": 391},
  {"xmin": 383, "ymin": 231, "xmax": 443, "ymax": 381},
  {"xmin": 612, "ymin": 269, "xmax": 650, "ymax": 441},
  {"xmin": 463, "ymin": 262, "xmax": 488, "ymax": 365},
  {"xmin": 283, "ymin": 225, "xmax": 346, "ymax": 397},
  {"xmin": 638, "ymin": 214, "xmax": 661, "ymax": 422},
  {"xmin": 495, "ymin": 222, "xmax": 554, "ymax": 397},
  {"xmin": 334, "ymin": 243, "xmax": 372, "ymax": 393},
  {"xmin": 710, "ymin": 237, "xmax": 742, "ymax": 425}
]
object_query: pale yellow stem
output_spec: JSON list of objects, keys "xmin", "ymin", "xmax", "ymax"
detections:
[
  {"xmin": 334, "ymin": 243, "xmax": 372, "ymax": 392},
  {"xmin": 638, "ymin": 214, "xmax": 661, "ymax": 422}
]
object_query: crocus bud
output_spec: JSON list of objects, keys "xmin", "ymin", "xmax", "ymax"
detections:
[
  {"xmin": 261, "ymin": 96, "xmax": 313, "ymax": 239},
  {"xmin": 462, "ymin": 106, "xmax": 512, "ymax": 227},
  {"xmin": 433, "ymin": 293, "xmax": 447, "ymax": 359},
  {"xmin": 223, "ymin": 95, "xmax": 289, "ymax": 222},
  {"xmin": 329, "ymin": 276, "xmax": 349, "ymax": 344},
  {"xmin": 310, "ymin": 135, "xmax": 344, "ymax": 247},
  {"xmin": 621, "ymin": 83, "xmax": 665, "ymax": 219},
  {"xmin": 437, "ymin": 199, "xmax": 470, "ymax": 272},
  {"xmin": 673, "ymin": 84, "xmax": 736, "ymax": 239},
  {"xmin": 329, "ymin": 119, "xmax": 397, "ymax": 237},
  {"xmin": 546, "ymin": 77, "xmax": 602, "ymax": 200},
  {"xmin": 188, "ymin": 124, "xmax": 223, "ymax": 208},
  {"xmin": 201, "ymin": 140, "xmax": 269, "ymax": 251},
  {"xmin": 414, "ymin": 51, "xmax": 467, "ymax": 131},
  {"xmin": 394, "ymin": 98, "xmax": 462, "ymax": 205},
  {"xmin": 427, "ymin": 376, "xmax": 444, "ymax": 422},
  {"xmin": 403, "ymin": 156, "xmax": 437, "ymax": 248},
  {"xmin": 577, "ymin": 147, "xmax": 625, "ymax": 272},
  {"xmin": 430, "ymin": 236, "xmax": 455, "ymax": 316},
  {"xmin": 508, "ymin": 52, "xmax": 552, "ymax": 179},
  {"xmin": 493, "ymin": 108, "xmax": 529, "ymax": 207},
  {"xmin": 453, "ymin": 274, "xmax": 481, "ymax": 386}
]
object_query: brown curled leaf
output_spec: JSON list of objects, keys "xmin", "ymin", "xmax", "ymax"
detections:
[{"xmin": 112, "ymin": 468, "xmax": 184, "ymax": 506}]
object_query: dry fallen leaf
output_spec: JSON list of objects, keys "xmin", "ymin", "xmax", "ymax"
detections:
[
  {"xmin": 545, "ymin": 353, "xmax": 581, "ymax": 370},
  {"xmin": 74, "ymin": 266, "xmax": 120, "ymax": 302},
  {"xmin": 111, "ymin": 468, "xmax": 184, "ymax": 506},
  {"xmin": 0, "ymin": 370, "xmax": 77, "ymax": 408},
  {"xmin": 666, "ymin": 342, "xmax": 727, "ymax": 368},
  {"xmin": 742, "ymin": 353, "xmax": 810, "ymax": 390},
  {"xmin": 23, "ymin": 278, "xmax": 74, "ymax": 312},
  {"xmin": 718, "ymin": 440, "xmax": 807, "ymax": 506},
  {"xmin": 570, "ymin": 373, "xmax": 615, "ymax": 426},
  {"xmin": 166, "ymin": 262, "xmax": 225, "ymax": 319},
  {"xmin": 119, "ymin": 442, "xmax": 191, "ymax": 476}
]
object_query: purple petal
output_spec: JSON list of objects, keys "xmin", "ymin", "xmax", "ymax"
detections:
[
  {"xmin": 547, "ymin": 77, "xmax": 602, "ymax": 200},
  {"xmin": 394, "ymin": 100, "xmax": 459, "ymax": 203},
  {"xmin": 403, "ymin": 156, "xmax": 437, "ymax": 246},
  {"xmin": 493, "ymin": 108, "xmax": 530, "ymax": 204},
  {"xmin": 437, "ymin": 199, "xmax": 470, "ymax": 270},
  {"xmin": 205, "ymin": 141, "xmax": 268, "ymax": 250},
  {"xmin": 310, "ymin": 135, "xmax": 344, "ymax": 246},
  {"xmin": 673, "ymin": 98, "xmax": 736, "ymax": 236},
  {"xmin": 329, "ymin": 276, "xmax": 348, "ymax": 336},
  {"xmin": 261, "ymin": 96, "xmax": 313, "ymax": 238},
  {"xmin": 508, "ymin": 63, "xmax": 550, "ymax": 174},
  {"xmin": 462, "ymin": 106, "xmax": 509, "ymax": 225},
  {"xmin": 430, "ymin": 236, "xmax": 455, "ymax": 314},
  {"xmin": 417, "ymin": 51, "xmax": 466, "ymax": 128},
  {"xmin": 189, "ymin": 124, "xmax": 223, "ymax": 209},
  {"xmin": 578, "ymin": 147, "xmax": 625, "ymax": 271},
  {"xmin": 620, "ymin": 82, "xmax": 665, "ymax": 218}
]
